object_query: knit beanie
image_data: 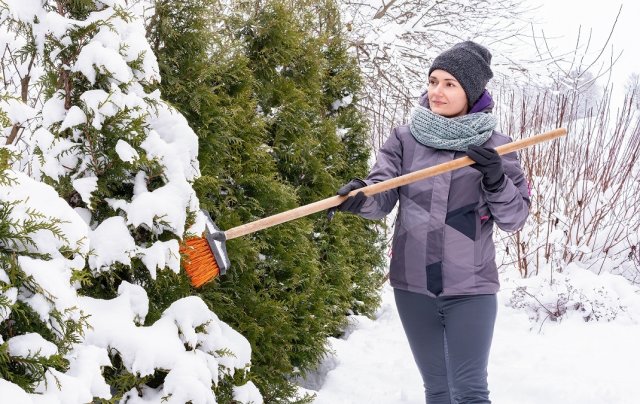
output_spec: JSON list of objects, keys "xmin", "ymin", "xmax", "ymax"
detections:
[{"xmin": 428, "ymin": 41, "xmax": 493, "ymax": 107}]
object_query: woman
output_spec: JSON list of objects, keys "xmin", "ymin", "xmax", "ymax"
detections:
[{"xmin": 332, "ymin": 41, "xmax": 530, "ymax": 403}]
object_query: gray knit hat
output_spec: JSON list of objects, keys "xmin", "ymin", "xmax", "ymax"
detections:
[{"xmin": 428, "ymin": 41, "xmax": 493, "ymax": 107}]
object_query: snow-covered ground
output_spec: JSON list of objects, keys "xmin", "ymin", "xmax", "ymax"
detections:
[{"xmin": 302, "ymin": 274, "xmax": 640, "ymax": 404}]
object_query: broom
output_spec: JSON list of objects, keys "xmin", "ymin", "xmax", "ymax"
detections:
[{"xmin": 180, "ymin": 127, "xmax": 567, "ymax": 287}]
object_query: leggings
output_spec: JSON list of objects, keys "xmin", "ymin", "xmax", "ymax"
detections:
[{"xmin": 394, "ymin": 289, "xmax": 497, "ymax": 404}]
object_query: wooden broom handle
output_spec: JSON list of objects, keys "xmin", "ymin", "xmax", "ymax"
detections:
[{"xmin": 224, "ymin": 127, "xmax": 567, "ymax": 240}]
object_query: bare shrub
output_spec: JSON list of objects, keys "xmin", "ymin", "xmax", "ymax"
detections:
[
  {"xmin": 508, "ymin": 277, "xmax": 627, "ymax": 329},
  {"xmin": 494, "ymin": 84, "xmax": 640, "ymax": 284}
]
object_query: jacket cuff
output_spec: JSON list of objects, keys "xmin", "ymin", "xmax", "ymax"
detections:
[
  {"xmin": 353, "ymin": 177, "xmax": 368, "ymax": 188},
  {"xmin": 481, "ymin": 174, "xmax": 506, "ymax": 193}
]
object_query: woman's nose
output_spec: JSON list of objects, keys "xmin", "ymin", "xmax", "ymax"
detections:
[{"xmin": 431, "ymin": 83, "xmax": 443, "ymax": 95}]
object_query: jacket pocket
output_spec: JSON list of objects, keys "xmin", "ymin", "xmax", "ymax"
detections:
[
  {"xmin": 475, "ymin": 205, "xmax": 491, "ymax": 266},
  {"xmin": 444, "ymin": 203, "xmax": 479, "ymax": 268}
]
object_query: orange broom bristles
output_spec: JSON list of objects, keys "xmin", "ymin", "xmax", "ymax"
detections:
[{"xmin": 180, "ymin": 236, "xmax": 220, "ymax": 288}]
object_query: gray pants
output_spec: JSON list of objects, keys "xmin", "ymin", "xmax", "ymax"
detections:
[{"xmin": 394, "ymin": 289, "xmax": 497, "ymax": 404}]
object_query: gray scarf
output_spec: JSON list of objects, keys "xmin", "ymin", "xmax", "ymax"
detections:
[{"xmin": 409, "ymin": 105, "xmax": 497, "ymax": 151}]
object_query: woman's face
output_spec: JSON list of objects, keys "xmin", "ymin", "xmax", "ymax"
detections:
[{"xmin": 427, "ymin": 69, "xmax": 468, "ymax": 117}]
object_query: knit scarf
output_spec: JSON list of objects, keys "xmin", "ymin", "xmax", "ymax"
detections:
[{"xmin": 409, "ymin": 105, "xmax": 497, "ymax": 151}]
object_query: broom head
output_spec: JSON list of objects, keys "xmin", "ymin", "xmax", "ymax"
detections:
[{"xmin": 180, "ymin": 213, "xmax": 230, "ymax": 287}]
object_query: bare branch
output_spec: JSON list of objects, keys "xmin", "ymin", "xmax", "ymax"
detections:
[{"xmin": 373, "ymin": 0, "xmax": 398, "ymax": 19}]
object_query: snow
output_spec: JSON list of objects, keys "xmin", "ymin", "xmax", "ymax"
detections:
[
  {"xmin": 139, "ymin": 239, "xmax": 181, "ymax": 279},
  {"xmin": 19, "ymin": 256, "xmax": 80, "ymax": 320},
  {"xmin": 336, "ymin": 127, "xmax": 350, "ymax": 139},
  {"xmin": 331, "ymin": 94, "xmax": 353, "ymax": 110},
  {"xmin": 144, "ymin": 103, "xmax": 200, "ymax": 182},
  {"xmin": 35, "ymin": 366, "xmax": 109, "ymax": 403},
  {"xmin": 115, "ymin": 139, "xmax": 140, "ymax": 162},
  {"xmin": 1, "ymin": 170, "xmax": 89, "ymax": 256},
  {"xmin": 304, "ymin": 277, "xmax": 640, "ymax": 404},
  {"xmin": 0, "ymin": 287, "xmax": 17, "ymax": 324},
  {"xmin": 88, "ymin": 215, "xmax": 137, "ymax": 271},
  {"xmin": 505, "ymin": 263, "xmax": 640, "ymax": 324},
  {"xmin": 74, "ymin": 40, "xmax": 133, "ymax": 84},
  {"xmin": 0, "ymin": 0, "xmax": 259, "ymax": 402},
  {"xmin": 72, "ymin": 176, "xmax": 98, "ymax": 205},
  {"xmin": 0, "ymin": 379, "xmax": 33, "ymax": 404},
  {"xmin": 1, "ymin": 97, "xmax": 37, "ymax": 125},
  {"xmin": 41, "ymin": 92, "xmax": 67, "ymax": 129},
  {"xmin": 77, "ymin": 287, "xmax": 254, "ymax": 403},
  {"xmin": 28, "ymin": 127, "xmax": 79, "ymax": 181},
  {"xmin": 79, "ymin": 89, "xmax": 119, "ymax": 130},
  {"xmin": 107, "ymin": 180, "xmax": 196, "ymax": 237},
  {"xmin": 59, "ymin": 106, "xmax": 87, "ymax": 131},
  {"xmin": 64, "ymin": 345, "xmax": 112, "ymax": 398},
  {"xmin": 233, "ymin": 382, "xmax": 264, "ymax": 404},
  {"xmin": 70, "ymin": 282, "xmax": 256, "ymax": 402},
  {"xmin": 7, "ymin": 332, "xmax": 58, "ymax": 358},
  {"xmin": 4, "ymin": 0, "xmax": 42, "ymax": 23}
]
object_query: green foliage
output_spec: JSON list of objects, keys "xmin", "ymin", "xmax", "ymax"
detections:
[
  {"xmin": 31, "ymin": 0, "xmax": 193, "ymax": 318},
  {"xmin": 314, "ymin": 0, "xmax": 386, "ymax": 319},
  {"xmin": 91, "ymin": 349, "xmax": 152, "ymax": 404},
  {"xmin": 0, "ymin": 149, "xmax": 16, "ymax": 185},
  {"xmin": 3, "ymin": 0, "xmax": 265, "ymax": 400},
  {"xmin": 0, "ymin": 168, "xmax": 88, "ymax": 392},
  {"xmin": 17, "ymin": 0, "xmax": 199, "ymax": 399},
  {"xmin": 0, "ymin": 201, "xmax": 67, "ymax": 260},
  {"xmin": 0, "ymin": 94, "xmax": 13, "ymax": 130},
  {"xmin": 149, "ymin": 0, "xmax": 385, "ymax": 402},
  {"xmin": 0, "ymin": 339, "xmax": 68, "ymax": 393}
]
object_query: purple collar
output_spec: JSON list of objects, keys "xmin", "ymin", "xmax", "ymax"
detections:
[{"xmin": 468, "ymin": 90, "xmax": 494, "ymax": 114}]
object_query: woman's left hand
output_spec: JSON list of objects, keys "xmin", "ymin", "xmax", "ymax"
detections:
[{"xmin": 466, "ymin": 145, "xmax": 505, "ymax": 192}]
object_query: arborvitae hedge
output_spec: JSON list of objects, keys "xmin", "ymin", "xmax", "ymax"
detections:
[
  {"xmin": 148, "ymin": 0, "xmax": 385, "ymax": 402},
  {"xmin": 30, "ymin": 0, "xmax": 204, "ymax": 400},
  {"xmin": 0, "ymin": 150, "xmax": 87, "ymax": 393},
  {"xmin": 313, "ymin": 0, "xmax": 385, "ymax": 323}
]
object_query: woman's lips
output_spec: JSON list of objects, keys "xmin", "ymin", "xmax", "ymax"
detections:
[{"xmin": 430, "ymin": 100, "xmax": 446, "ymax": 106}]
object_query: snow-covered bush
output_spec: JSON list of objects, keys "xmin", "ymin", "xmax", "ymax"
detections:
[
  {"xmin": 339, "ymin": 0, "xmax": 531, "ymax": 152},
  {"xmin": 0, "ymin": 157, "xmax": 262, "ymax": 402},
  {"xmin": 504, "ymin": 263, "xmax": 640, "ymax": 327},
  {"xmin": 0, "ymin": 157, "xmax": 91, "ymax": 396},
  {"xmin": 507, "ymin": 268, "xmax": 624, "ymax": 324},
  {"xmin": 1, "ymin": 0, "xmax": 263, "ymax": 401}
]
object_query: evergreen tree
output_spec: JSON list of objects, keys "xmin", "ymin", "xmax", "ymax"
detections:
[
  {"xmin": 148, "ymin": 1, "xmax": 315, "ymax": 401},
  {"xmin": 313, "ymin": 0, "xmax": 386, "ymax": 322},
  {"xmin": 29, "ymin": 0, "xmax": 196, "ymax": 323},
  {"xmin": 1, "ymin": 132, "xmax": 89, "ymax": 394},
  {"xmin": 0, "ymin": 27, "xmax": 89, "ymax": 400},
  {"xmin": 148, "ymin": 0, "xmax": 385, "ymax": 402},
  {"xmin": 3, "ymin": 0, "xmax": 257, "ymax": 400},
  {"xmin": 244, "ymin": 0, "xmax": 385, "ymax": 326}
]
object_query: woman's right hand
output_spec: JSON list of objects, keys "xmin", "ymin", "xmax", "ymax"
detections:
[{"xmin": 327, "ymin": 178, "xmax": 368, "ymax": 220}]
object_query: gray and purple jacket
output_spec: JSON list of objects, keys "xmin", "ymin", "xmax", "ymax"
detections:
[{"xmin": 359, "ymin": 95, "xmax": 530, "ymax": 297}]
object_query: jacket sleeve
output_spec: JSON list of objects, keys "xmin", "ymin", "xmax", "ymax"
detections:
[
  {"xmin": 358, "ymin": 127, "xmax": 402, "ymax": 220},
  {"xmin": 483, "ymin": 144, "xmax": 530, "ymax": 232}
]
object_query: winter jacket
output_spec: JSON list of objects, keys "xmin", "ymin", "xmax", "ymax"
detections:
[{"xmin": 358, "ymin": 124, "xmax": 530, "ymax": 297}]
